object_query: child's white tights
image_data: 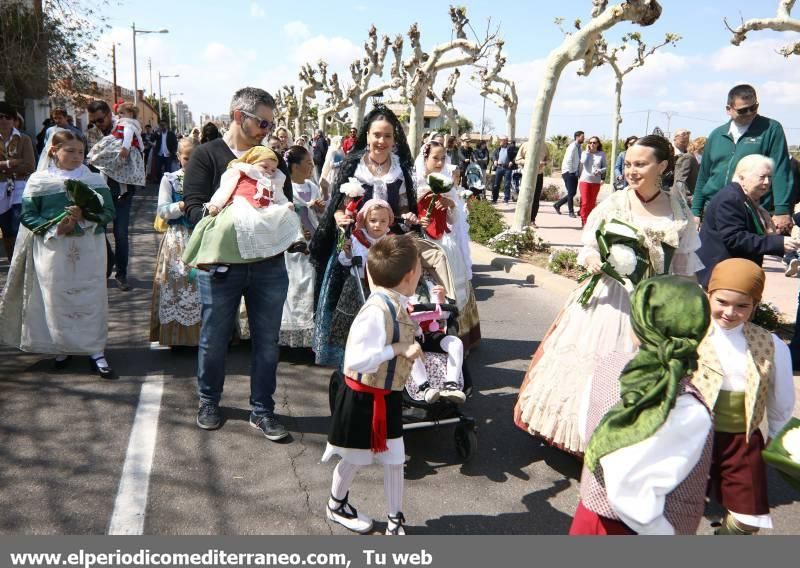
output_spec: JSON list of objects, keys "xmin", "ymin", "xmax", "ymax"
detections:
[
  {"xmin": 410, "ymin": 335, "xmax": 464, "ymax": 386},
  {"xmin": 330, "ymin": 459, "xmax": 404, "ymax": 516}
]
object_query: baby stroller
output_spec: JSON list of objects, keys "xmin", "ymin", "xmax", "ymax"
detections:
[
  {"xmin": 328, "ymin": 237, "xmax": 478, "ymax": 462},
  {"xmin": 510, "ymin": 169, "xmax": 522, "ymax": 201},
  {"xmin": 463, "ymin": 162, "xmax": 485, "ymax": 201}
]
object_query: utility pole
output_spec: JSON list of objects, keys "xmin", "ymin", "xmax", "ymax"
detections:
[
  {"xmin": 111, "ymin": 44, "xmax": 118, "ymax": 103},
  {"xmin": 645, "ymin": 109, "xmax": 651, "ymax": 134},
  {"xmin": 148, "ymin": 58, "xmax": 153, "ymax": 96},
  {"xmin": 158, "ymin": 72, "xmax": 179, "ymax": 124}
]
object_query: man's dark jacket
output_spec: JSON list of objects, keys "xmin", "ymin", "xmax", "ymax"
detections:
[{"xmin": 152, "ymin": 129, "xmax": 179, "ymax": 158}]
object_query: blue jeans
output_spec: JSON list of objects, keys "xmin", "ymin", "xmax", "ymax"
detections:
[
  {"xmin": 111, "ymin": 185, "xmax": 134, "ymax": 279},
  {"xmin": 196, "ymin": 256, "xmax": 289, "ymax": 416},
  {"xmin": 555, "ymin": 172, "xmax": 579, "ymax": 214},
  {"xmin": 492, "ymin": 166, "xmax": 512, "ymax": 202}
]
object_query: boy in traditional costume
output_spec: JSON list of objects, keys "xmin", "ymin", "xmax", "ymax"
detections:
[
  {"xmin": 697, "ymin": 258, "xmax": 796, "ymax": 535},
  {"xmin": 323, "ymin": 234, "xmax": 423, "ymax": 536}
]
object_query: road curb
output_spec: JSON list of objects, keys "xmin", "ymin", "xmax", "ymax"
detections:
[{"xmin": 469, "ymin": 240, "xmax": 579, "ymax": 297}]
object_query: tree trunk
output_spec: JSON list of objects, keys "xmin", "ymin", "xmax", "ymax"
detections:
[
  {"xmin": 354, "ymin": 99, "xmax": 368, "ymax": 130},
  {"xmin": 506, "ymin": 106, "xmax": 516, "ymax": 140},
  {"xmin": 609, "ymin": 74, "xmax": 623, "ymax": 180},
  {"xmin": 512, "ymin": 52, "xmax": 570, "ymax": 231},
  {"xmin": 408, "ymin": 98, "xmax": 426, "ymax": 154},
  {"xmin": 292, "ymin": 116, "xmax": 300, "ymax": 138},
  {"xmin": 318, "ymin": 112, "xmax": 330, "ymax": 134}
]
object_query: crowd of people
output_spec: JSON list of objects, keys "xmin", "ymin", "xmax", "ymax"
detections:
[
  {"xmin": 0, "ymin": 80, "xmax": 798, "ymax": 536},
  {"xmin": 513, "ymin": 83, "xmax": 797, "ymax": 535}
]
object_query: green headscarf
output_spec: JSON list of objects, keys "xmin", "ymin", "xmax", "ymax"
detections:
[{"xmin": 584, "ymin": 275, "xmax": 710, "ymax": 472}]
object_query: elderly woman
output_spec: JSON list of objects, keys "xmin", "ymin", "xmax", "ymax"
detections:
[{"xmin": 696, "ymin": 154, "xmax": 796, "ymax": 287}]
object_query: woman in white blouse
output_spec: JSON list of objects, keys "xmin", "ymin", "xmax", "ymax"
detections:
[{"xmin": 578, "ymin": 136, "xmax": 607, "ymax": 226}]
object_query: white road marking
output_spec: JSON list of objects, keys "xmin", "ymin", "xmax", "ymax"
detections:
[{"xmin": 108, "ymin": 373, "xmax": 164, "ymax": 535}]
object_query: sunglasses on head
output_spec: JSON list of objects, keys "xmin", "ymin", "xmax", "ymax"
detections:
[
  {"xmin": 731, "ymin": 103, "xmax": 758, "ymax": 115},
  {"xmin": 239, "ymin": 110, "xmax": 274, "ymax": 131}
]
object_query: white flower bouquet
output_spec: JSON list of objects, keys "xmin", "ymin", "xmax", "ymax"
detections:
[
  {"xmin": 762, "ymin": 417, "xmax": 800, "ymax": 492},
  {"xmin": 340, "ymin": 177, "xmax": 365, "ymax": 199},
  {"xmin": 578, "ymin": 219, "xmax": 651, "ymax": 306}
]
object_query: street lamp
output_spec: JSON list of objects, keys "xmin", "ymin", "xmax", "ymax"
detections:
[
  {"xmin": 168, "ymin": 91, "xmax": 183, "ymax": 132},
  {"xmin": 132, "ymin": 23, "xmax": 168, "ymax": 106},
  {"xmin": 158, "ymin": 72, "xmax": 179, "ymax": 123}
]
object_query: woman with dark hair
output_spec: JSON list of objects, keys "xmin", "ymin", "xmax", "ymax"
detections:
[
  {"xmin": 514, "ymin": 135, "xmax": 702, "ymax": 456},
  {"xmin": 309, "ymin": 105, "xmax": 418, "ymax": 367},
  {"xmin": 279, "ymin": 145, "xmax": 326, "ymax": 348},
  {"xmin": 200, "ymin": 122, "xmax": 221, "ymax": 144}
]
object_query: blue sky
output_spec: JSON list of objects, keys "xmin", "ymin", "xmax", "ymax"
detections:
[{"xmin": 96, "ymin": 0, "xmax": 800, "ymax": 143}]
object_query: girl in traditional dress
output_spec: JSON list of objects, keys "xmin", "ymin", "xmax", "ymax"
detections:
[
  {"xmin": 570, "ymin": 276, "xmax": 714, "ymax": 535},
  {"xmin": 696, "ymin": 259, "xmax": 795, "ymax": 535},
  {"xmin": 415, "ymin": 140, "xmax": 480, "ymax": 349},
  {"xmin": 0, "ymin": 129, "xmax": 116, "ymax": 378},
  {"xmin": 87, "ymin": 102, "xmax": 146, "ymax": 191},
  {"xmin": 149, "ymin": 136, "xmax": 201, "ymax": 346},
  {"xmin": 309, "ymin": 105, "xmax": 418, "ymax": 368},
  {"xmin": 329, "ymin": 199, "xmax": 394, "ymax": 345},
  {"xmin": 513, "ymin": 135, "xmax": 702, "ymax": 455},
  {"xmin": 182, "ymin": 146, "xmax": 304, "ymax": 271},
  {"xmin": 279, "ymin": 145, "xmax": 326, "ymax": 348}
]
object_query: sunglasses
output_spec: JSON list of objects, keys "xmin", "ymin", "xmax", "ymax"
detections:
[
  {"xmin": 239, "ymin": 110, "xmax": 274, "ymax": 131},
  {"xmin": 730, "ymin": 103, "xmax": 758, "ymax": 115}
]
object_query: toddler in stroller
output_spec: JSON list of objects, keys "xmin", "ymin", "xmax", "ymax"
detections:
[
  {"xmin": 463, "ymin": 162, "xmax": 485, "ymax": 200},
  {"xmin": 407, "ymin": 284, "xmax": 466, "ymax": 404}
]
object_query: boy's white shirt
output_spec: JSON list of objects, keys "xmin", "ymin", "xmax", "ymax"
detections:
[{"xmin": 344, "ymin": 291, "xmax": 410, "ymax": 374}]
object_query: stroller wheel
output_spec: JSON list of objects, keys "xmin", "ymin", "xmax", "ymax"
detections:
[{"xmin": 454, "ymin": 424, "xmax": 478, "ymax": 462}]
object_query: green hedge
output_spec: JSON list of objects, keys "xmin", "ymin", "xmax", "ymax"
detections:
[{"xmin": 468, "ymin": 199, "xmax": 507, "ymax": 245}]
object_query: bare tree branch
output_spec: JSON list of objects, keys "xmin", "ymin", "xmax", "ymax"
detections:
[
  {"xmin": 398, "ymin": 5, "xmax": 500, "ymax": 150},
  {"xmin": 512, "ymin": 0, "xmax": 664, "ymax": 231},
  {"xmin": 725, "ymin": 0, "xmax": 800, "ymax": 56}
]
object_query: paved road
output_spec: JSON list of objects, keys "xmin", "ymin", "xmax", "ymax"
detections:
[{"xmin": 1, "ymin": 187, "xmax": 798, "ymax": 534}]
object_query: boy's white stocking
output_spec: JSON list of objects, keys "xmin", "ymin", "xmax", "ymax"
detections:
[
  {"xmin": 330, "ymin": 459, "xmax": 361, "ymax": 503},
  {"xmin": 440, "ymin": 336, "xmax": 464, "ymax": 384},
  {"xmin": 383, "ymin": 464, "xmax": 404, "ymax": 516}
]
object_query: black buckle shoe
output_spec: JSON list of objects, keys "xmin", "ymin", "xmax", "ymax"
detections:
[
  {"xmin": 386, "ymin": 512, "xmax": 406, "ymax": 535},
  {"xmin": 89, "ymin": 356, "xmax": 116, "ymax": 380},
  {"xmin": 54, "ymin": 355, "xmax": 73, "ymax": 370},
  {"xmin": 326, "ymin": 492, "xmax": 373, "ymax": 533}
]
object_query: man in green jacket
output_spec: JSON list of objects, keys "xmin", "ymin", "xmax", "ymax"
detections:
[{"xmin": 692, "ymin": 84, "xmax": 794, "ymax": 233}]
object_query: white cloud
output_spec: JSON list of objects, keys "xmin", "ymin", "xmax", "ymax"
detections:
[
  {"xmin": 290, "ymin": 35, "xmax": 362, "ymax": 68},
  {"xmin": 250, "ymin": 2, "xmax": 265, "ymax": 18},
  {"xmin": 284, "ymin": 20, "xmax": 311, "ymax": 40},
  {"xmin": 762, "ymin": 80, "xmax": 800, "ymax": 106},
  {"xmin": 710, "ymin": 36, "xmax": 799, "ymax": 75}
]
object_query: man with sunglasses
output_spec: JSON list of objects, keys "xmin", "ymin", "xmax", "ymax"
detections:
[
  {"xmin": 692, "ymin": 84, "xmax": 794, "ymax": 234},
  {"xmin": 183, "ymin": 87, "xmax": 295, "ymax": 442}
]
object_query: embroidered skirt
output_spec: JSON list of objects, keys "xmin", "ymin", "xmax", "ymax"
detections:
[{"xmin": 149, "ymin": 225, "xmax": 201, "ymax": 346}]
